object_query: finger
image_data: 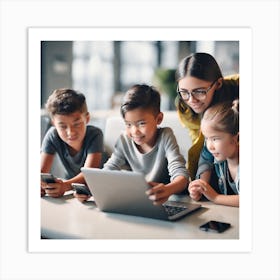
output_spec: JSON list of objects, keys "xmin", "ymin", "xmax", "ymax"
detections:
[
  {"xmin": 146, "ymin": 188, "xmax": 163, "ymax": 196},
  {"xmin": 152, "ymin": 198, "xmax": 167, "ymax": 205},
  {"xmin": 147, "ymin": 181, "xmax": 159, "ymax": 187}
]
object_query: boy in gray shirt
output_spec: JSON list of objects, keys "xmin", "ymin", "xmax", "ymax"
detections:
[
  {"xmin": 41, "ymin": 88, "xmax": 103, "ymax": 197},
  {"xmin": 77, "ymin": 84, "xmax": 189, "ymax": 205}
]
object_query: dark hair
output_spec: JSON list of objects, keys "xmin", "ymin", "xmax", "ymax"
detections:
[
  {"xmin": 176, "ymin": 52, "xmax": 223, "ymax": 82},
  {"xmin": 120, "ymin": 84, "xmax": 161, "ymax": 118},
  {"xmin": 175, "ymin": 53, "xmax": 223, "ymax": 114},
  {"xmin": 202, "ymin": 99, "xmax": 239, "ymax": 135},
  {"xmin": 45, "ymin": 88, "xmax": 88, "ymax": 117}
]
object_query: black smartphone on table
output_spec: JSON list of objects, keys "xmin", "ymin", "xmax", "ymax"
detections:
[{"xmin": 199, "ymin": 220, "xmax": 231, "ymax": 233}]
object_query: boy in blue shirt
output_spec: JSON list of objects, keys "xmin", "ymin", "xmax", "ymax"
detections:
[{"xmin": 41, "ymin": 88, "xmax": 103, "ymax": 197}]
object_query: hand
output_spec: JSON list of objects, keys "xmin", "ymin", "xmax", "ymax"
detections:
[
  {"xmin": 189, "ymin": 179, "xmax": 218, "ymax": 202},
  {"xmin": 41, "ymin": 187, "xmax": 46, "ymax": 197},
  {"xmin": 41, "ymin": 178, "xmax": 66, "ymax": 198},
  {"xmin": 73, "ymin": 192, "xmax": 91, "ymax": 203},
  {"xmin": 188, "ymin": 179, "xmax": 204, "ymax": 201},
  {"xmin": 145, "ymin": 182, "xmax": 171, "ymax": 205}
]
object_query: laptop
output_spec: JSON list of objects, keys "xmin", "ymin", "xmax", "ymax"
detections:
[{"xmin": 81, "ymin": 167, "xmax": 201, "ymax": 221}]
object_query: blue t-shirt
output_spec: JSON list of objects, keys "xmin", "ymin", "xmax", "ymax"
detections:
[{"xmin": 41, "ymin": 125, "xmax": 103, "ymax": 179}]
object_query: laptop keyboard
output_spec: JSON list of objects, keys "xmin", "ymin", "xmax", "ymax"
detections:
[{"xmin": 163, "ymin": 203, "xmax": 188, "ymax": 217}]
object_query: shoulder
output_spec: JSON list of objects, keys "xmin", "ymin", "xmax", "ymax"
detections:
[
  {"xmin": 86, "ymin": 125, "xmax": 103, "ymax": 134},
  {"xmin": 43, "ymin": 126, "xmax": 58, "ymax": 139},
  {"xmin": 158, "ymin": 126, "xmax": 173, "ymax": 137},
  {"xmin": 214, "ymin": 74, "xmax": 239, "ymax": 103},
  {"xmin": 224, "ymin": 74, "xmax": 239, "ymax": 83},
  {"xmin": 86, "ymin": 125, "xmax": 103, "ymax": 138},
  {"xmin": 158, "ymin": 127, "xmax": 177, "ymax": 145},
  {"xmin": 118, "ymin": 131, "xmax": 132, "ymax": 145},
  {"xmin": 223, "ymin": 74, "xmax": 239, "ymax": 88}
]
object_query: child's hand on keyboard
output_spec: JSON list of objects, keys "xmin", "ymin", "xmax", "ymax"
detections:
[
  {"xmin": 146, "ymin": 175, "xmax": 188, "ymax": 205},
  {"xmin": 146, "ymin": 182, "xmax": 171, "ymax": 205}
]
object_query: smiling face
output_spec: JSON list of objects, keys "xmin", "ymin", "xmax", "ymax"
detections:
[
  {"xmin": 52, "ymin": 111, "xmax": 90, "ymax": 153},
  {"xmin": 201, "ymin": 119, "xmax": 239, "ymax": 161},
  {"xmin": 178, "ymin": 76, "xmax": 219, "ymax": 114},
  {"xmin": 124, "ymin": 108, "xmax": 163, "ymax": 153}
]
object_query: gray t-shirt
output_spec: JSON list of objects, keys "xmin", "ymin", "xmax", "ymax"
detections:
[
  {"xmin": 41, "ymin": 125, "xmax": 103, "ymax": 179},
  {"xmin": 103, "ymin": 127, "xmax": 189, "ymax": 184}
]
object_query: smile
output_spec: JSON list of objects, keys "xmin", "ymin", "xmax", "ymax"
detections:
[{"xmin": 132, "ymin": 136, "xmax": 144, "ymax": 142}]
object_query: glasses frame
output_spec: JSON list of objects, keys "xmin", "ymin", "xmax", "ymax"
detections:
[{"xmin": 177, "ymin": 80, "xmax": 217, "ymax": 101}]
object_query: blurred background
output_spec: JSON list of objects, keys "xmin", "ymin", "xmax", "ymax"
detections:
[
  {"xmin": 41, "ymin": 40, "xmax": 239, "ymax": 114},
  {"xmin": 40, "ymin": 40, "xmax": 239, "ymax": 176}
]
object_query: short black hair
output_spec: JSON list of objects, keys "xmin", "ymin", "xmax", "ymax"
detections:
[{"xmin": 120, "ymin": 84, "xmax": 161, "ymax": 118}]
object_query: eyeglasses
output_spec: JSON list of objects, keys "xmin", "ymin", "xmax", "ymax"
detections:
[{"xmin": 177, "ymin": 80, "xmax": 217, "ymax": 101}]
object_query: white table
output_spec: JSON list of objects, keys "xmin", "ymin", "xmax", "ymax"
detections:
[{"xmin": 41, "ymin": 192, "xmax": 239, "ymax": 239}]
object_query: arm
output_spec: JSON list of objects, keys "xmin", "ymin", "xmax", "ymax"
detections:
[
  {"xmin": 192, "ymin": 169, "xmax": 212, "ymax": 201},
  {"xmin": 103, "ymin": 134, "xmax": 128, "ymax": 170},
  {"xmin": 146, "ymin": 128, "xmax": 189, "ymax": 205},
  {"xmin": 47, "ymin": 152, "xmax": 102, "ymax": 198},
  {"xmin": 189, "ymin": 179, "xmax": 239, "ymax": 207},
  {"xmin": 40, "ymin": 150, "xmax": 72, "ymax": 197},
  {"xmin": 71, "ymin": 152, "xmax": 102, "ymax": 202},
  {"xmin": 196, "ymin": 144, "xmax": 214, "ymax": 181},
  {"xmin": 40, "ymin": 152, "xmax": 54, "ymax": 196}
]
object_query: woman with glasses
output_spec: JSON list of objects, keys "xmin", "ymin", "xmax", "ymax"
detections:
[{"xmin": 175, "ymin": 52, "xmax": 239, "ymax": 185}]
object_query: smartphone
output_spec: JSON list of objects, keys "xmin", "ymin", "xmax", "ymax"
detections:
[
  {"xmin": 199, "ymin": 220, "xmax": 231, "ymax": 233},
  {"xmin": 71, "ymin": 183, "xmax": 92, "ymax": 196},
  {"xmin": 41, "ymin": 173, "xmax": 56, "ymax": 184}
]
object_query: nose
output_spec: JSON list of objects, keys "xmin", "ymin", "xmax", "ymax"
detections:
[
  {"xmin": 207, "ymin": 140, "xmax": 215, "ymax": 151},
  {"xmin": 66, "ymin": 126, "xmax": 75, "ymax": 136},
  {"xmin": 130, "ymin": 124, "xmax": 140, "ymax": 134},
  {"xmin": 187, "ymin": 93, "xmax": 198, "ymax": 103}
]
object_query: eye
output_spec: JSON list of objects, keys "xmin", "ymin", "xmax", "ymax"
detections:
[
  {"xmin": 179, "ymin": 90, "xmax": 190, "ymax": 97},
  {"xmin": 137, "ymin": 121, "xmax": 146, "ymax": 127},
  {"xmin": 193, "ymin": 89, "xmax": 207, "ymax": 95},
  {"xmin": 125, "ymin": 123, "xmax": 132, "ymax": 128},
  {"xmin": 212, "ymin": 137, "xmax": 221, "ymax": 141},
  {"xmin": 73, "ymin": 122, "xmax": 82, "ymax": 128},
  {"xmin": 58, "ymin": 125, "xmax": 67, "ymax": 130}
]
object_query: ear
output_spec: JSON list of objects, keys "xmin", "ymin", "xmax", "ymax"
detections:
[
  {"xmin": 156, "ymin": 112, "xmax": 164, "ymax": 125},
  {"xmin": 234, "ymin": 132, "xmax": 239, "ymax": 145},
  {"xmin": 216, "ymin": 77, "xmax": 223, "ymax": 90},
  {"xmin": 85, "ymin": 112, "xmax": 90, "ymax": 124}
]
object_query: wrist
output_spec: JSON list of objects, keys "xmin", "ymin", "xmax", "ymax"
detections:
[{"xmin": 62, "ymin": 181, "xmax": 73, "ymax": 192}]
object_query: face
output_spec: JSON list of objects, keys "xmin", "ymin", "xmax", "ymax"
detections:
[
  {"xmin": 124, "ymin": 108, "xmax": 163, "ymax": 152},
  {"xmin": 178, "ymin": 76, "xmax": 219, "ymax": 114},
  {"xmin": 52, "ymin": 111, "xmax": 89, "ymax": 152},
  {"xmin": 201, "ymin": 120, "xmax": 239, "ymax": 161}
]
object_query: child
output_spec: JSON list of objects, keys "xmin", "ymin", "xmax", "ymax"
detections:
[
  {"xmin": 41, "ymin": 88, "xmax": 103, "ymax": 197},
  {"xmin": 76, "ymin": 84, "xmax": 189, "ymax": 205},
  {"xmin": 188, "ymin": 100, "xmax": 239, "ymax": 207}
]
